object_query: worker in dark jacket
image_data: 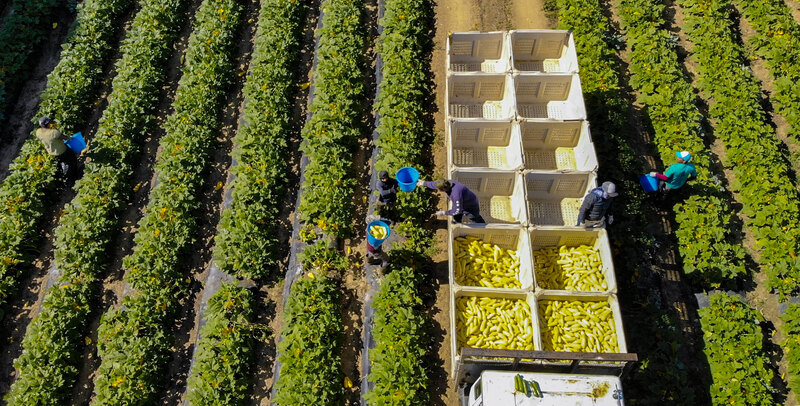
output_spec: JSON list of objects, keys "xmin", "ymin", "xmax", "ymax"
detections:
[
  {"xmin": 417, "ymin": 178, "xmax": 486, "ymax": 223},
  {"xmin": 576, "ymin": 181, "xmax": 618, "ymax": 228},
  {"xmin": 376, "ymin": 170, "xmax": 398, "ymax": 220}
]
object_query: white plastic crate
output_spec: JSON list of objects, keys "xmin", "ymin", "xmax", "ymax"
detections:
[
  {"xmin": 452, "ymin": 170, "xmax": 527, "ymax": 224},
  {"xmin": 529, "ymin": 228, "xmax": 616, "ymax": 293},
  {"xmin": 447, "ymin": 31, "xmax": 510, "ymax": 73},
  {"xmin": 520, "ymin": 119, "xmax": 598, "ymax": 172},
  {"xmin": 509, "ymin": 30, "xmax": 579, "ymax": 73},
  {"xmin": 524, "ymin": 172, "xmax": 596, "ymax": 226},
  {"xmin": 449, "ymin": 225, "xmax": 534, "ymax": 292},
  {"xmin": 532, "ymin": 291, "xmax": 628, "ymax": 354},
  {"xmin": 448, "ymin": 120, "xmax": 523, "ymax": 172},
  {"xmin": 514, "ymin": 73, "xmax": 586, "ymax": 120},
  {"xmin": 447, "ymin": 73, "xmax": 516, "ymax": 120},
  {"xmin": 450, "ymin": 289, "xmax": 541, "ymax": 369}
]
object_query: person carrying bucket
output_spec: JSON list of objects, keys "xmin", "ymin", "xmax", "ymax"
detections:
[
  {"xmin": 35, "ymin": 116, "xmax": 79, "ymax": 186},
  {"xmin": 576, "ymin": 181, "xmax": 618, "ymax": 228},
  {"xmin": 417, "ymin": 178, "xmax": 486, "ymax": 224},
  {"xmin": 366, "ymin": 220, "xmax": 390, "ymax": 268},
  {"xmin": 649, "ymin": 151, "xmax": 697, "ymax": 198}
]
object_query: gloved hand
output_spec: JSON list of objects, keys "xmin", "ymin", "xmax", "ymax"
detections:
[
  {"xmin": 649, "ymin": 172, "xmax": 657, "ymax": 177},
  {"xmin": 607, "ymin": 215, "xmax": 614, "ymax": 225},
  {"xmin": 435, "ymin": 210, "xmax": 446, "ymax": 217},
  {"xmin": 575, "ymin": 221, "xmax": 583, "ymax": 227},
  {"xmin": 416, "ymin": 179, "xmax": 424, "ymax": 186}
]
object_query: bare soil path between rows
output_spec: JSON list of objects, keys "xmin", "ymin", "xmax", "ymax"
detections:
[
  {"xmin": 0, "ymin": 7, "xmax": 135, "ymax": 399},
  {"xmin": 429, "ymin": 1, "xmax": 548, "ymax": 404},
  {"xmin": 0, "ymin": 9, "xmax": 76, "ymax": 181}
]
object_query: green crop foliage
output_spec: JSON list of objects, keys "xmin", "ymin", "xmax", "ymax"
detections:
[
  {"xmin": 679, "ymin": 0, "xmax": 800, "ymax": 298},
  {"xmin": 781, "ymin": 304, "xmax": 800, "ymax": 397},
  {"xmin": 273, "ymin": 247, "xmax": 345, "ymax": 405},
  {"xmin": 617, "ymin": 0, "xmax": 746, "ymax": 285},
  {"xmin": 5, "ymin": 0, "xmax": 187, "ymax": 403},
  {"xmin": 214, "ymin": 0, "xmax": 306, "ymax": 280},
  {"xmin": 733, "ymin": 0, "xmax": 800, "ymax": 141},
  {"xmin": 90, "ymin": 0, "xmax": 242, "ymax": 403},
  {"xmin": 0, "ymin": 0, "xmax": 133, "ymax": 325},
  {"xmin": 0, "ymin": 0, "xmax": 63, "ymax": 121},
  {"xmin": 186, "ymin": 283, "xmax": 255, "ymax": 405},
  {"xmin": 297, "ymin": 0, "xmax": 366, "ymax": 237},
  {"xmin": 699, "ymin": 293, "xmax": 776, "ymax": 404}
]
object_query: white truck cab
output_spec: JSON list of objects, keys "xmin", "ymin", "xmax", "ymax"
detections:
[{"xmin": 466, "ymin": 370, "xmax": 624, "ymax": 406}]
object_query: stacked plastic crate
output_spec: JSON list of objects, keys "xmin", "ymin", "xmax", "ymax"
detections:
[{"xmin": 445, "ymin": 30, "xmax": 628, "ymax": 379}]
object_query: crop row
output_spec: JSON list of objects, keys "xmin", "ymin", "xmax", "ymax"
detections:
[
  {"xmin": 4, "ymin": 0, "xmax": 188, "ymax": 403},
  {"xmin": 699, "ymin": 293, "xmax": 775, "ymax": 404},
  {"xmin": 296, "ymin": 0, "xmax": 366, "ymax": 237},
  {"xmin": 183, "ymin": 0, "xmax": 309, "ymax": 402},
  {"xmin": 0, "ymin": 0, "xmax": 132, "ymax": 319},
  {"xmin": 185, "ymin": 282, "xmax": 255, "ymax": 405},
  {"xmin": 617, "ymin": 0, "xmax": 745, "ymax": 285},
  {"xmin": 548, "ymin": 0, "xmax": 695, "ymax": 401},
  {"xmin": 214, "ymin": 0, "xmax": 307, "ymax": 280},
  {"xmin": 273, "ymin": 244, "xmax": 346, "ymax": 404},
  {"xmin": 363, "ymin": 0, "xmax": 432, "ymax": 402},
  {"xmin": 782, "ymin": 304, "xmax": 800, "ymax": 396},
  {"xmin": 733, "ymin": 0, "xmax": 800, "ymax": 140},
  {"xmin": 90, "ymin": 0, "xmax": 242, "ymax": 403},
  {"xmin": 0, "ymin": 0, "xmax": 63, "ymax": 120},
  {"xmin": 679, "ymin": 0, "xmax": 800, "ymax": 297}
]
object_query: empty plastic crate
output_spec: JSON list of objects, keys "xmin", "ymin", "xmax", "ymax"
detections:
[
  {"xmin": 447, "ymin": 31, "xmax": 510, "ymax": 73},
  {"xmin": 524, "ymin": 172, "xmax": 596, "ymax": 226},
  {"xmin": 509, "ymin": 30, "xmax": 579, "ymax": 73},
  {"xmin": 452, "ymin": 170, "xmax": 527, "ymax": 224},
  {"xmin": 449, "ymin": 225, "xmax": 534, "ymax": 292},
  {"xmin": 529, "ymin": 228, "xmax": 616, "ymax": 293},
  {"xmin": 514, "ymin": 73, "xmax": 586, "ymax": 120},
  {"xmin": 447, "ymin": 73, "xmax": 516, "ymax": 120},
  {"xmin": 448, "ymin": 120, "xmax": 523, "ymax": 172},
  {"xmin": 520, "ymin": 119, "xmax": 598, "ymax": 172}
]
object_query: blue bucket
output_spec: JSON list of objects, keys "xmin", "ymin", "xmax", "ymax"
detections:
[
  {"xmin": 639, "ymin": 174, "xmax": 659, "ymax": 192},
  {"xmin": 367, "ymin": 220, "xmax": 390, "ymax": 248},
  {"xmin": 65, "ymin": 132, "xmax": 86, "ymax": 154},
  {"xmin": 396, "ymin": 167, "xmax": 419, "ymax": 192}
]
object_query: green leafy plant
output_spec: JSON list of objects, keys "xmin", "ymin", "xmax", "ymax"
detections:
[
  {"xmin": 273, "ymin": 259, "xmax": 344, "ymax": 405},
  {"xmin": 679, "ymin": 0, "xmax": 800, "ymax": 298},
  {"xmin": 4, "ymin": 0, "xmax": 187, "ymax": 402},
  {"xmin": 364, "ymin": 265, "xmax": 429, "ymax": 405},
  {"xmin": 186, "ymin": 283, "xmax": 256, "ymax": 405},
  {"xmin": 214, "ymin": 0, "xmax": 306, "ymax": 280},
  {"xmin": 617, "ymin": 0, "xmax": 746, "ymax": 286},
  {"xmin": 90, "ymin": 0, "xmax": 243, "ymax": 403},
  {"xmin": 781, "ymin": 304, "xmax": 800, "ymax": 396},
  {"xmin": 297, "ymin": 0, "xmax": 366, "ymax": 237},
  {"xmin": 699, "ymin": 293, "xmax": 776, "ymax": 404}
]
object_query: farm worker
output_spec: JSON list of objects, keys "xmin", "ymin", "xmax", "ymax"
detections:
[
  {"xmin": 35, "ymin": 116, "xmax": 78, "ymax": 185},
  {"xmin": 376, "ymin": 170, "xmax": 398, "ymax": 219},
  {"xmin": 417, "ymin": 178, "xmax": 486, "ymax": 224},
  {"xmin": 576, "ymin": 181, "xmax": 618, "ymax": 228},
  {"xmin": 649, "ymin": 151, "xmax": 697, "ymax": 194}
]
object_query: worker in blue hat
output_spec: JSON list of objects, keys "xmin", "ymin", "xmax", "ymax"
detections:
[{"xmin": 649, "ymin": 151, "xmax": 697, "ymax": 196}]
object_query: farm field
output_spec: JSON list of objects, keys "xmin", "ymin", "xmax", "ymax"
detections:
[{"xmin": 0, "ymin": 0, "xmax": 799, "ymax": 405}]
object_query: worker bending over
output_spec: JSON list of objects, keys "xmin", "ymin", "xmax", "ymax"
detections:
[
  {"xmin": 649, "ymin": 151, "xmax": 697, "ymax": 198},
  {"xmin": 35, "ymin": 116, "xmax": 78, "ymax": 186},
  {"xmin": 417, "ymin": 178, "xmax": 486, "ymax": 224},
  {"xmin": 576, "ymin": 181, "xmax": 618, "ymax": 228}
]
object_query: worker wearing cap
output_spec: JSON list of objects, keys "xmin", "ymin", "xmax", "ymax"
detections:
[
  {"xmin": 649, "ymin": 151, "xmax": 697, "ymax": 194},
  {"xmin": 35, "ymin": 116, "xmax": 78, "ymax": 184},
  {"xmin": 576, "ymin": 181, "xmax": 618, "ymax": 228},
  {"xmin": 376, "ymin": 170, "xmax": 398, "ymax": 219},
  {"xmin": 417, "ymin": 178, "xmax": 485, "ymax": 223}
]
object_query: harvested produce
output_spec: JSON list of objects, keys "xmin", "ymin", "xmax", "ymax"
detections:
[
  {"xmin": 534, "ymin": 245, "xmax": 607, "ymax": 291},
  {"xmin": 370, "ymin": 225, "xmax": 388, "ymax": 240},
  {"xmin": 456, "ymin": 296, "xmax": 534, "ymax": 350},
  {"xmin": 539, "ymin": 300, "xmax": 619, "ymax": 353},
  {"xmin": 454, "ymin": 236, "xmax": 521, "ymax": 289}
]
